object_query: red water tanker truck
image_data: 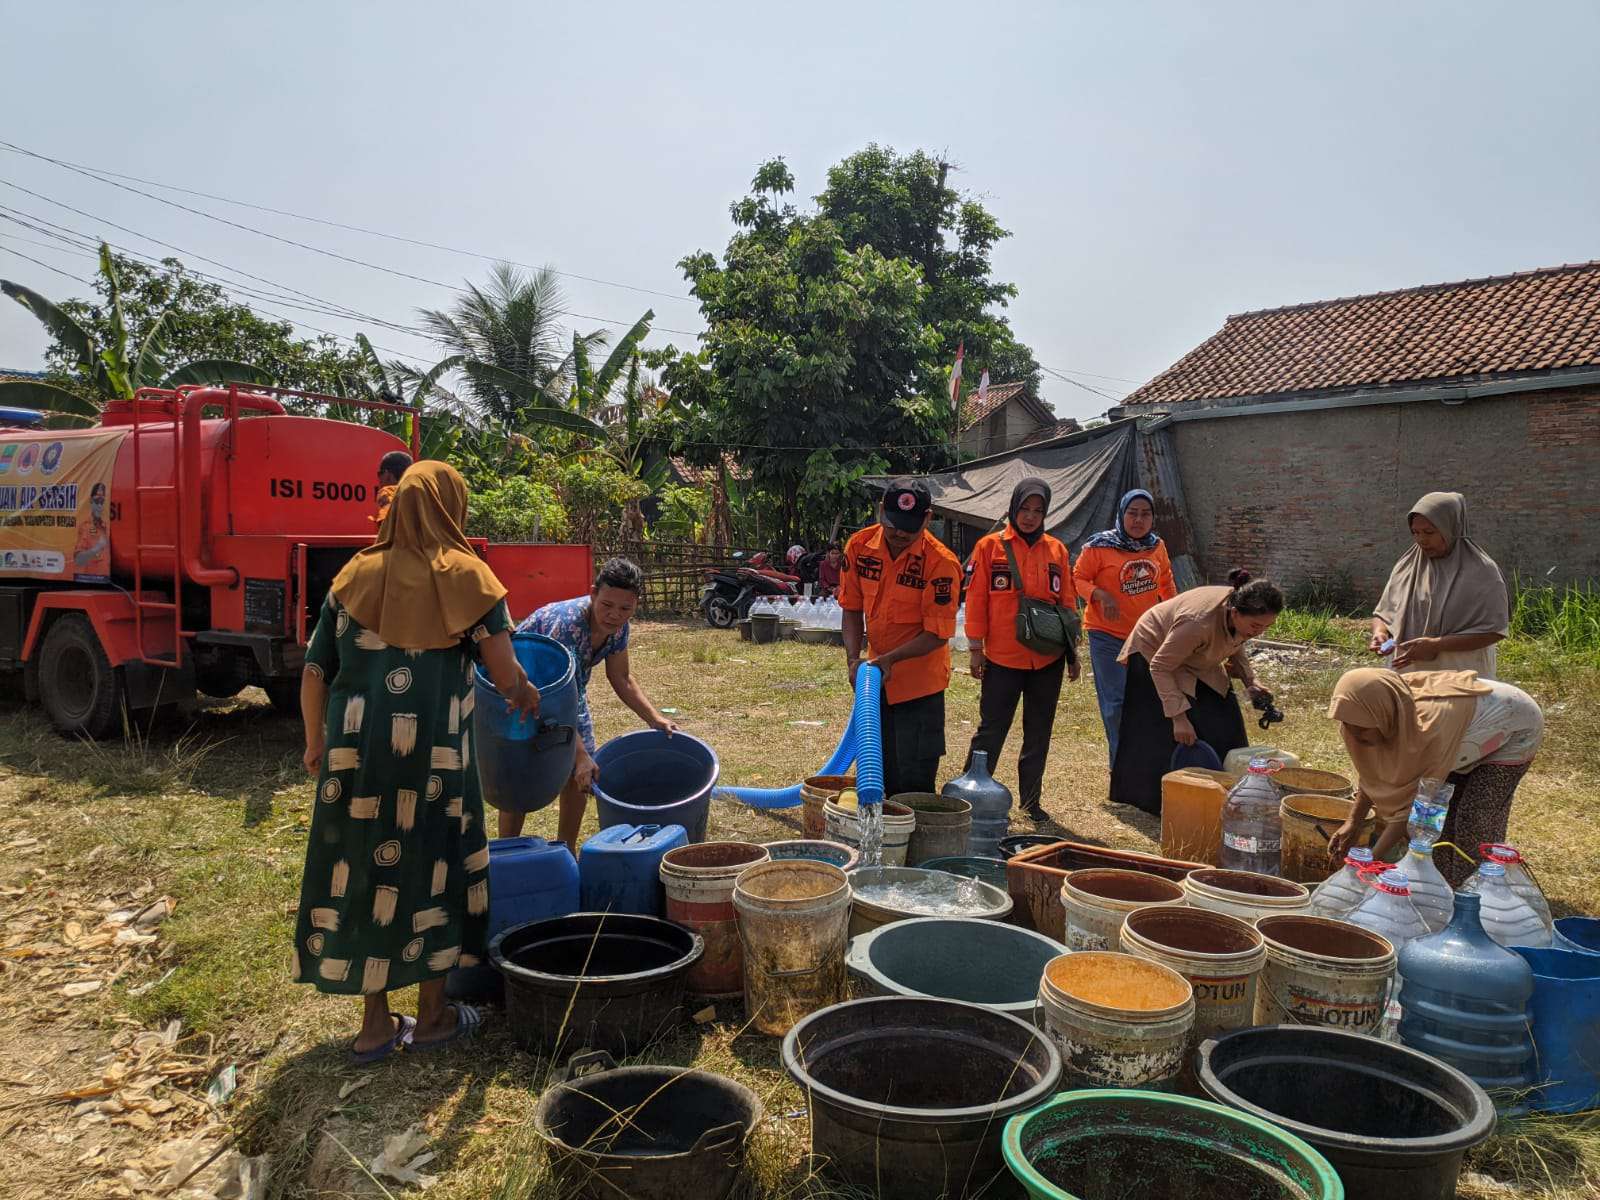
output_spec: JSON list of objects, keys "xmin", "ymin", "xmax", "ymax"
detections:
[{"xmin": 0, "ymin": 384, "xmax": 590, "ymax": 737}]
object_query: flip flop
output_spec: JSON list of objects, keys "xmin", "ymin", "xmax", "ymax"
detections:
[
  {"xmin": 409, "ymin": 1003, "xmax": 483, "ymax": 1053},
  {"xmin": 349, "ymin": 1014, "xmax": 415, "ymax": 1064}
]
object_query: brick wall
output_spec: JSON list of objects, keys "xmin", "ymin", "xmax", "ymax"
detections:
[{"xmin": 1169, "ymin": 384, "xmax": 1600, "ymax": 598}]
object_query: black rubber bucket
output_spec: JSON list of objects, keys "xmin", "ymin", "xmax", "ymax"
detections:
[
  {"xmin": 535, "ymin": 1050, "xmax": 763, "ymax": 1200},
  {"xmin": 492, "ymin": 913, "xmax": 703, "ymax": 1058},
  {"xmin": 997, "ymin": 834, "xmax": 1060, "ymax": 860},
  {"xmin": 782, "ymin": 995, "xmax": 1062, "ymax": 1200},
  {"xmin": 1199, "ymin": 1025, "xmax": 1495, "ymax": 1200}
]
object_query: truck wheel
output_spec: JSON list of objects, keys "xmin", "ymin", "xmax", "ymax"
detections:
[
  {"xmin": 264, "ymin": 678, "xmax": 301, "ymax": 717},
  {"xmin": 38, "ymin": 615, "xmax": 123, "ymax": 739}
]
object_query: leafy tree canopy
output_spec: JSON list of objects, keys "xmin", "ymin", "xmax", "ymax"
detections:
[
  {"xmin": 45, "ymin": 252, "xmax": 360, "ymax": 395},
  {"xmin": 818, "ymin": 144, "xmax": 1040, "ymax": 398},
  {"xmin": 661, "ymin": 157, "xmax": 945, "ymax": 544}
]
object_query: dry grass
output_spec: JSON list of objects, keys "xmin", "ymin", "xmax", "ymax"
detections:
[{"xmin": 0, "ymin": 618, "xmax": 1596, "ymax": 1197}]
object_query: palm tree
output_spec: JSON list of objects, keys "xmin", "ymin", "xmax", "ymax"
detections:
[{"xmin": 0, "ymin": 244, "xmax": 271, "ymax": 422}]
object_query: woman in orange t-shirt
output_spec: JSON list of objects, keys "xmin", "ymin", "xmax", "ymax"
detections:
[
  {"xmin": 963, "ymin": 478, "xmax": 1079, "ymax": 822},
  {"xmin": 1073, "ymin": 489, "xmax": 1176, "ymax": 765}
]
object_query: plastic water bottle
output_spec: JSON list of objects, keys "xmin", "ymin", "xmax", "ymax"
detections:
[
  {"xmin": 1406, "ymin": 778, "xmax": 1455, "ymax": 849},
  {"xmin": 1218, "ymin": 759, "xmax": 1284, "ymax": 875},
  {"xmin": 1307, "ymin": 847, "xmax": 1377, "ymax": 919},
  {"xmin": 1480, "ymin": 844, "xmax": 1553, "ymax": 935},
  {"xmin": 1347, "ymin": 870, "xmax": 1430, "ymax": 954},
  {"xmin": 953, "ymin": 604, "xmax": 968, "ymax": 652},
  {"xmin": 1402, "ymin": 842, "xmax": 1455, "ymax": 933},
  {"xmin": 1459, "ymin": 863, "xmax": 1551, "ymax": 949}
]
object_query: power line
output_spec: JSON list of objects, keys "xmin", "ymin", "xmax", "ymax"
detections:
[
  {"xmin": 1039, "ymin": 363, "xmax": 1140, "ymax": 385},
  {"xmin": 0, "ymin": 241, "xmax": 92, "ymax": 286},
  {"xmin": 0, "ymin": 157, "xmax": 701, "ymax": 337},
  {"xmin": 0, "ymin": 138, "xmax": 698, "ymax": 306},
  {"xmin": 1039, "ymin": 365, "xmax": 1121, "ymax": 402}
]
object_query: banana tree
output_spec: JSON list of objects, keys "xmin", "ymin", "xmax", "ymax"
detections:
[
  {"xmin": 0, "ymin": 244, "xmax": 271, "ymax": 424},
  {"xmin": 569, "ymin": 309, "xmax": 654, "ymax": 416}
]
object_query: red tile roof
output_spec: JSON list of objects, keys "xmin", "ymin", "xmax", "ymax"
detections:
[
  {"xmin": 1017, "ymin": 417, "xmax": 1084, "ymax": 447},
  {"xmin": 1122, "ymin": 261, "xmax": 1600, "ymax": 407},
  {"xmin": 960, "ymin": 381, "xmax": 1028, "ymax": 428},
  {"xmin": 669, "ymin": 453, "xmax": 747, "ymax": 487}
]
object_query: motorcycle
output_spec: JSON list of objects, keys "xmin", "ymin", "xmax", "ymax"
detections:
[{"xmin": 700, "ymin": 551, "xmax": 801, "ymax": 628}]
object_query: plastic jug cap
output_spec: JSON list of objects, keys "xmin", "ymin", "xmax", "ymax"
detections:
[
  {"xmin": 1347, "ymin": 848, "xmax": 1374, "ymax": 863},
  {"xmin": 1247, "ymin": 757, "xmax": 1281, "ymax": 774},
  {"xmin": 1478, "ymin": 862, "xmax": 1507, "ymax": 878},
  {"xmin": 1481, "ymin": 842, "xmax": 1522, "ymax": 864},
  {"xmin": 1374, "ymin": 869, "xmax": 1411, "ymax": 895}
]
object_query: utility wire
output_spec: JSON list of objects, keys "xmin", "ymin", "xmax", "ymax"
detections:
[
  {"xmin": 0, "ymin": 241, "xmax": 92, "ymax": 285},
  {"xmin": 0, "ymin": 138, "xmax": 698, "ymax": 306}
]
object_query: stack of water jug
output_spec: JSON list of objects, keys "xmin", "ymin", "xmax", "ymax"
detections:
[{"xmin": 1304, "ymin": 777, "xmax": 1564, "ymax": 1101}]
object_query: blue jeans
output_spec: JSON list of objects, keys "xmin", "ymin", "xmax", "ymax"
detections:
[{"xmin": 1088, "ymin": 630, "xmax": 1128, "ymax": 767}]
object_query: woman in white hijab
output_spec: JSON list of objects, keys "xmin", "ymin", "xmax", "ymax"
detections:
[{"xmin": 1371, "ymin": 492, "xmax": 1509, "ymax": 678}]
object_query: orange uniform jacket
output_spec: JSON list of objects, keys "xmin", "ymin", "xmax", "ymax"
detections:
[
  {"xmin": 1072, "ymin": 541, "xmax": 1177, "ymax": 641},
  {"xmin": 839, "ymin": 524, "xmax": 962, "ymax": 705},
  {"xmin": 963, "ymin": 528, "xmax": 1074, "ymax": 671}
]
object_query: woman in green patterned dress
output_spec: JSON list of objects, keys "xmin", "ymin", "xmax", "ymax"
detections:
[{"xmin": 293, "ymin": 461, "xmax": 541, "ymax": 1060}]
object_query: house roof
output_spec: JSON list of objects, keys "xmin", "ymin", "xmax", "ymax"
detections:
[
  {"xmin": 1122, "ymin": 260, "xmax": 1600, "ymax": 407},
  {"xmin": 960, "ymin": 380, "xmax": 1056, "ymax": 430},
  {"xmin": 1017, "ymin": 417, "xmax": 1084, "ymax": 448},
  {"xmin": 668, "ymin": 453, "xmax": 747, "ymax": 488}
]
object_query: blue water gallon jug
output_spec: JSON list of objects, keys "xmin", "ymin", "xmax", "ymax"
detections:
[
  {"xmin": 474, "ymin": 632, "xmax": 580, "ymax": 814},
  {"xmin": 941, "ymin": 751, "xmax": 1013, "ymax": 859},
  {"xmin": 578, "ymin": 823, "xmax": 689, "ymax": 917},
  {"xmin": 1399, "ymin": 892, "xmax": 1536, "ymax": 1094},
  {"xmin": 592, "ymin": 730, "xmax": 719, "ymax": 843},
  {"xmin": 447, "ymin": 836, "xmax": 578, "ymax": 999},
  {"xmin": 1513, "ymin": 946, "xmax": 1600, "ymax": 1113}
]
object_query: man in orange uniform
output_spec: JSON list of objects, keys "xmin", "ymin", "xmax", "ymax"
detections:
[
  {"xmin": 839, "ymin": 480, "xmax": 963, "ymax": 796},
  {"xmin": 371, "ymin": 450, "xmax": 413, "ymax": 529},
  {"xmin": 963, "ymin": 478, "xmax": 1079, "ymax": 821}
]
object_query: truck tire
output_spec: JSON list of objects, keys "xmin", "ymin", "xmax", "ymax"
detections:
[
  {"xmin": 264, "ymin": 677, "xmax": 301, "ymax": 717},
  {"xmin": 37, "ymin": 614, "xmax": 123, "ymax": 739}
]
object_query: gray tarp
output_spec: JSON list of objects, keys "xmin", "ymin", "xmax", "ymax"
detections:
[{"xmin": 875, "ymin": 420, "xmax": 1141, "ymax": 550}]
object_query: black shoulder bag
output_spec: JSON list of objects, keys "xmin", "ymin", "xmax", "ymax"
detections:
[{"xmin": 1002, "ymin": 539, "xmax": 1081, "ymax": 665}]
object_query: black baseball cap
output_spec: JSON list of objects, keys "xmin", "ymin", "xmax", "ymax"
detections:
[{"xmin": 879, "ymin": 478, "xmax": 932, "ymax": 532}]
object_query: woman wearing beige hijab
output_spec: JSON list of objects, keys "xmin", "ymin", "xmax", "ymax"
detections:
[
  {"xmin": 293, "ymin": 462, "xmax": 541, "ymax": 1060},
  {"xmin": 1327, "ymin": 668, "xmax": 1543, "ymax": 885},
  {"xmin": 1371, "ymin": 492, "xmax": 1509, "ymax": 678}
]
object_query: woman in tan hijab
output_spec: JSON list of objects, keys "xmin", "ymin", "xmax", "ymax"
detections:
[
  {"xmin": 293, "ymin": 461, "xmax": 541, "ymax": 1060},
  {"xmin": 1327, "ymin": 667, "xmax": 1543, "ymax": 885},
  {"xmin": 1372, "ymin": 492, "xmax": 1509, "ymax": 678}
]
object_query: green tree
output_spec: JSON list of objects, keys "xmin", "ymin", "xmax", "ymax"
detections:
[
  {"xmin": 660, "ymin": 158, "xmax": 944, "ymax": 545},
  {"xmin": 0, "ymin": 245, "xmax": 278, "ymax": 419},
  {"xmin": 817, "ymin": 144, "xmax": 1041, "ymax": 408}
]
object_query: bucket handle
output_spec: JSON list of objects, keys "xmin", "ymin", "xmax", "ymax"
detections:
[
  {"xmin": 689, "ymin": 1121, "xmax": 744, "ymax": 1155},
  {"xmin": 531, "ymin": 722, "xmax": 575, "ymax": 752},
  {"xmin": 561, "ymin": 1049, "xmax": 619, "ymax": 1082}
]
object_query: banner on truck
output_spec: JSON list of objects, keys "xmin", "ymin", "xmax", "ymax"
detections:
[{"xmin": 0, "ymin": 429, "xmax": 127, "ymax": 582}]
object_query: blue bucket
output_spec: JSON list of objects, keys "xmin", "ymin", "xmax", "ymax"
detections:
[
  {"xmin": 474, "ymin": 632, "xmax": 580, "ymax": 814},
  {"xmin": 592, "ymin": 730, "xmax": 719, "ymax": 843},
  {"xmin": 1553, "ymin": 917, "xmax": 1600, "ymax": 955},
  {"xmin": 1514, "ymin": 946, "xmax": 1600, "ymax": 1113}
]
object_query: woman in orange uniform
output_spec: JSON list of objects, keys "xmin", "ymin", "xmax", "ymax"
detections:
[
  {"xmin": 1073, "ymin": 489, "xmax": 1177, "ymax": 765},
  {"xmin": 963, "ymin": 478, "xmax": 1079, "ymax": 822}
]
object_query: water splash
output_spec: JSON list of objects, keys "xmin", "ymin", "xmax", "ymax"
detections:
[
  {"xmin": 854, "ymin": 873, "xmax": 999, "ymax": 916},
  {"xmin": 858, "ymin": 803, "xmax": 884, "ymax": 867}
]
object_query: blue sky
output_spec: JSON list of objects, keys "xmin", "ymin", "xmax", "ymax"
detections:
[{"xmin": 2, "ymin": 0, "xmax": 1596, "ymax": 418}]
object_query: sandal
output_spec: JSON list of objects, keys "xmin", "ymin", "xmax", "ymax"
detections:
[
  {"xmin": 409, "ymin": 1004, "xmax": 483, "ymax": 1052},
  {"xmin": 349, "ymin": 1014, "xmax": 415, "ymax": 1064}
]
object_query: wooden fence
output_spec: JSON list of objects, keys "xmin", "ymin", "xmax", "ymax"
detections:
[{"xmin": 592, "ymin": 541, "xmax": 763, "ymax": 615}]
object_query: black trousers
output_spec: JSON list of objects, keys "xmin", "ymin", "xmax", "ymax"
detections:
[
  {"xmin": 880, "ymin": 690, "xmax": 946, "ymax": 797},
  {"xmin": 965, "ymin": 656, "xmax": 1067, "ymax": 807},
  {"xmin": 1109, "ymin": 652, "xmax": 1247, "ymax": 816}
]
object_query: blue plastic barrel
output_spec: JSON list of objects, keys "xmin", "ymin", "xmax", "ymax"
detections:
[
  {"xmin": 592, "ymin": 730, "xmax": 719, "ymax": 843},
  {"xmin": 447, "ymin": 836, "xmax": 579, "ymax": 999},
  {"xmin": 474, "ymin": 632, "xmax": 580, "ymax": 814},
  {"xmin": 1514, "ymin": 946, "xmax": 1600, "ymax": 1113},
  {"xmin": 1553, "ymin": 917, "xmax": 1600, "ymax": 955},
  {"xmin": 579, "ymin": 823, "xmax": 689, "ymax": 916}
]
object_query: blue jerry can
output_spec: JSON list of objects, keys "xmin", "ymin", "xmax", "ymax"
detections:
[
  {"xmin": 579, "ymin": 823, "xmax": 690, "ymax": 917},
  {"xmin": 447, "ymin": 836, "xmax": 578, "ymax": 999}
]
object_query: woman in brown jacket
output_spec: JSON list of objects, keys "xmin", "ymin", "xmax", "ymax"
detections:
[{"xmin": 1110, "ymin": 570, "xmax": 1283, "ymax": 814}]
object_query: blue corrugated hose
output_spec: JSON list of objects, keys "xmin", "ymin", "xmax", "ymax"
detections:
[
  {"xmin": 718, "ymin": 663, "xmax": 883, "ymax": 810},
  {"xmin": 852, "ymin": 663, "xmax": 884, "ymax": 808}
]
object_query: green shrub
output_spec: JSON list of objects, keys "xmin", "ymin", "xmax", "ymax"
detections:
[{"xmin": 466, "ymin": 475, "xmax": 569, "ymax": 542}]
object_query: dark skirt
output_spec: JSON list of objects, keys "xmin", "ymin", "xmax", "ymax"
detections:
[{"xmin": 1110, "ymin": 652, "xmax": 1248, "ymax": 815}]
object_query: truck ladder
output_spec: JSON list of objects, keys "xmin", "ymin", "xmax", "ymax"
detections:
[{"xmin": 129, "ymin": 391, "xmax": 184, "ymax": 667}]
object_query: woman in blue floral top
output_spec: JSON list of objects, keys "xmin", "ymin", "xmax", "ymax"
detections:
[{"xmin": 499, "ymin": 557, "xmax": 678, "ymax": 847}]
